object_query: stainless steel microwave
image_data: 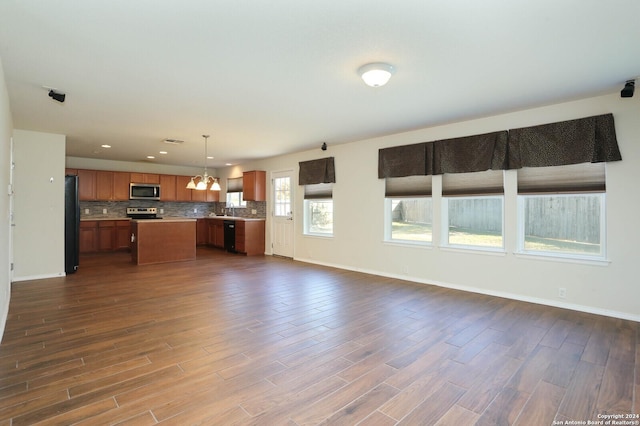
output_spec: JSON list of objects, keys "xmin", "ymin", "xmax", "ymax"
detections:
[{"xmin": 130, "ymin": 183, "xmax": 161, "ymax": 200}]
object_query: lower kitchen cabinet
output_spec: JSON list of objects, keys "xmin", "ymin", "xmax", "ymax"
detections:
[
  {"xmin": 204, "ymin": 218, "xmax": 264, "ymax": 255},
  {"xmin": 206, "ymin": 219, "xmax": 225, "ymax": 248},
  {"xmin": 115, "ymin": 221, "xmax": 132, "ymax": 250},
  {"xmin": 196, "ymin": 219, "xmax": 208, "ymax": 245},
  {"xmin": 80, "ymin": 220, "xmax": 131, "ymax": 253},
  {"xmin": 79, "ymin": 221, "xmax": 98, "ymax": 253}
]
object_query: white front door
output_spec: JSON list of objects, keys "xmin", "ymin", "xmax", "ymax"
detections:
[{"xmin": 272, "ymin": 170, "xmax": 294, "ymax": 258}]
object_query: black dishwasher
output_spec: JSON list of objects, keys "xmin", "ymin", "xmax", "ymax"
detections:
[{"xmin": 223, "ymin": 220, "xmax": 236, "ymax": 252}]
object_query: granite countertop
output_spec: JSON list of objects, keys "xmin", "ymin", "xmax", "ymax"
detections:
[
  {"xmin": 81, "ymin": 216, "xmax": 265, "ymax": 222},
  {"xmin": 81, "ymin": 217, "xmax": 131, "ymax": 221},
  {"xmin": 201, "ymin": 216, "xmax": 265, "ymax": 222}
]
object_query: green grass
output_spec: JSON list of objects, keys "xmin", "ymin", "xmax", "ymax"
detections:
[{"xmin": 392, "ymin": 221, "xmax": 600, "ymax": 254}]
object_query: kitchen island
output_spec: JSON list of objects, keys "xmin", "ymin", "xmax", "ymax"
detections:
[{"xmin": 130, "ymin": 218, "xmax": 196, "ymax": 265}]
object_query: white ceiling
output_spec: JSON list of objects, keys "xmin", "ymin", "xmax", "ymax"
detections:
[{"xmin": 1, "ymin": 1, "xmax": 639, "ymax": 169}]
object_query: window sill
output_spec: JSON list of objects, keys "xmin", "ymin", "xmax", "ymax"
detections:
[
  {"xmin": 514, "ymin": 251, "xmax": 610, "ymax": 266},
  {"xmin": 440, "ymin": 245, "xmax": 506, "ymax": 257},
  {"xmin": 384, "ymin": 240, "xmax": 433, "ymax": 249},
  {"xmin": 303, "ymin": 233, "xmax": 333, "ymax": 239}
]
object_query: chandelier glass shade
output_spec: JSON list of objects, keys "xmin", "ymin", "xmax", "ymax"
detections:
[{"xmin": 187, "ymin": 135, "xmax": 221, "ymax": 191}]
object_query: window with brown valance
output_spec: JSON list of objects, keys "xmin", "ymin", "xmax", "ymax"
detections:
[{"xmin": 299, "ymin": 157, "xmax": 336, "ymax": 185}]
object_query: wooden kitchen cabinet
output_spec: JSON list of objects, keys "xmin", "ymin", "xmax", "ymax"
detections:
[
  {"xmin": 115, "ymin": 221, "xmax": 132, "ymax": 250},
  {"xmin": 191, "ymin": 187, "xmax": 206, "ymax": 202},
  {"xmin": 79, "ymin": 221, "xmax": 98, "ymax": 253},
  {"xmin": 196, "ymin": 219, "xmax": 207, "ymax": 245},
  {"xmin": 206, "ymin": 219, "xmax": 224, "ymax": 248},
  {"xmin": 236, "ymin": 220, "xmax": 265, "ymax": 255},
  {"xmin": 206, "ymin": 187, "xmax": 220, "ymax": 202},
  {"xmin": 96, "ymin": 171, "xmax": 130, "ymax": 201},
  {"xmin": 65, "ymin": 168, "xmax": 78, "ymax": 175},
  {"xmin": 80, "ymin": 220, "xmax": 131, "ymax": 253},
  {"xmin": 77, "ymin": 169, "xmax": 97, "ymax": 201},
  {"xmin": 98, "ymin": 221, "xmax": 116, "ymax": 251},
  {"xmin": 243, "ymin": 170, "xmax": 266, "ymax": 201},
  {"xmin": 130, "ymin": 172, "xmax": 160, "ymax": 184},
  {"xmin": 175, "ymin": 176, "xmax": 194, "ymax": 201},
  {"xmin": 159, "ymin": 174, "xmax": 177, "ymax": 201}
]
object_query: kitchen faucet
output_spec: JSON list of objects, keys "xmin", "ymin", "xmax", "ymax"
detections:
[{"xmin": 229, "ymin": 202, "xmax": 235, "ymax": 217}]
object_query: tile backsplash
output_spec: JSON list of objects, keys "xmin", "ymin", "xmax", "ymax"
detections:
[{"xmin": 80, "ymin": 201, "xmax": 267, "ymax": 219}]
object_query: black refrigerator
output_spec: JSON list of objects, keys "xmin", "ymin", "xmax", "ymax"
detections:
[{"xmin": 64, "ymin": 175, "xmax": 80, "ymax": 274}]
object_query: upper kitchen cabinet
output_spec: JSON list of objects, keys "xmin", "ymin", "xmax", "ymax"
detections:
[
  {"xmin": 78, "ymin": 169, "xmax": 97, "ymax": 201},
  {"xmin": 96, "ymin": 171, "xmax": 130, "ymax": 201},
  {"xmin": 175, "ymin": 175, "xmax": 194, "ymax": 202},
  {"xmin": 206, "ymin": 188, "xmax": 220, "ymax": 202},
  {"xmin": 243, "ymin": 171, "xmax": 266, "ymax": 201},
  {"xmin": 130, "ymin": 172, "xmax": 160, "ymax": 184},
  {"xmin": 159, "ymin": 174, "xmax": 177, "ymax": 201}
]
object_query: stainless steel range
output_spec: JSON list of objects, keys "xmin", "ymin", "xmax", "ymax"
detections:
[{"xmin": 126, "ymin": 207, "xmax": 159, "ymax": 219}]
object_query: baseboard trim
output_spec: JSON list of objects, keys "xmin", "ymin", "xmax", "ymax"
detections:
[
  {"xmin": 12, "ymin": 272, "xmax": 65, "ymax": 283},
  {"xmin": 292, "ymin": 256, "xmax": 640, "ymax": 323}
]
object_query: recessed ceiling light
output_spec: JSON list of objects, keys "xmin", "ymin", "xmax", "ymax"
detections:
[
  {"xmin": 147, "ymin": 155, "xmax": 155, "ymax": 159},
  {"xmin": 207, "ymin": 156, "xmax": 214, "ymax": 159},
  {"xmin": 159, "ymin": 151, "xmax": 168, "ymax": 155},
  {"xmin": 101, "ymin": 144, "xmax": 111, "ymax": 148},
  {"xmin": 163, "ymin": 138, "xmax": 184, "ymax": 145},
  {"xmin": 225, "ymin": 163, "xmax": 233, "ymax": 166}
]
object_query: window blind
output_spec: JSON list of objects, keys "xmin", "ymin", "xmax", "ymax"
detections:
[
  {"xmin": 227, "ymin": 177, "xmax": 243, "ymax": 193},
  {"xmin": 517, "ymin": 162, "xmax": 606, "ymax": 194},
  {"xmin": 304, "ymin": 183, "xmax": 333, "ymax": 199},
  {"xmin": 385, "ymin": 175, "xmax": 432, "ymax": 197},
  {"xmin": 442, "ymin": 170, "xmax": 504, "ymax": 197}
]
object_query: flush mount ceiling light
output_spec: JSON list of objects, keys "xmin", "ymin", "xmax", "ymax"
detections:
[
  {"xmin": 186, "ymin": 135, "xmax": 221, "ymax": 191},
  {"xmin": 357, "ymin": 62, "xmax": 395, "ymax": 87}
]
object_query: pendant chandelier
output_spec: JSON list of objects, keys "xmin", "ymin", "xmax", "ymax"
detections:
[{"xmin": 186, "ymin": 135, "xmax": 221, "ymax": 191}]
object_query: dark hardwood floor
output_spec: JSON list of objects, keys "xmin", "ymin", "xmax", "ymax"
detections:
[{"xmin": 0, "ymin": 248, "xmax": 637, "ymax": 425}]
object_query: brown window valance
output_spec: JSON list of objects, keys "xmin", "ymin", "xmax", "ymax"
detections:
[
  {"xmin": 378, "ymin": 114, "xmax": 621, "ymax": 179},
  {"xmin": 433, "ymin": 131, "xmax": 508, "ymax": 174},
  {"xmin": 378, "ymin": 142, "xmax": 433, "ymax": 178},
  {"xmin": 299, "ymin": 157, "xmax": 335, "ymax": 185},
  {"xmin": 508, "ymin": 113, "xmax": 621, "ymax": 168}
]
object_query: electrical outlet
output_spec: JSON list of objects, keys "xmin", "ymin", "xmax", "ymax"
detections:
[
  {"xmin": 193, "ymin": 208, "xmax": 197, "ymax": 213},
  {"xmin": 251, "ymin": 209, "xmax": 257, "ymax": 215},
  {"xmin": 160, "ymin": 208, "xmax": 164, "ymax": 214},
  {"xmin": 102, "ymin": 208, "xmax": 107, "ymax": 214},
  {"xmin": 84, "ymin": 209, "xmax": 89, "ymax": 214},
  {"xmin": 558, "ymin": 287, "xmax": 567, "ymax": 298}
]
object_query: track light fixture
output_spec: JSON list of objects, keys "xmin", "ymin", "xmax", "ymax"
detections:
[
  {"xmin": 48, "ymin": 89, "xmax": 66, "ymax": 103},
  {"xmin": 621, "ymin": 80, "xmax": 635, "ymax": 98}
]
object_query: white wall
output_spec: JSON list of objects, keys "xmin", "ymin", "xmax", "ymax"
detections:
[
  {"xmin": 12, "ymin": 130, "xmax": 66, "ymax": 281},
  {"xmin": 0, "ymin": 58, "xmax": 13, "ymax": 342},
  {"xmin": 222, "ymin": 92, "xmax": 640, "ymax": 321}
]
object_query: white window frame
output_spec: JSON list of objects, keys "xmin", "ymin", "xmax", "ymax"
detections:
[
  {"xmin": 516, "ymin": 193, "xmax": 607, "ymax": 261},
  {"xmin": 441, "ymin": 195, "xmax": 505, "ymax": 252},
  {"xmin": 384, "ymin": 197, "xmax": 433, "ymax": 246},
  {"xmin": 226, "ymin": 191, "xmax": 247, "ymax": 208},
  {"xmin": 303, "ymin": 198, "xmax": 333, "ymax": 237}
]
